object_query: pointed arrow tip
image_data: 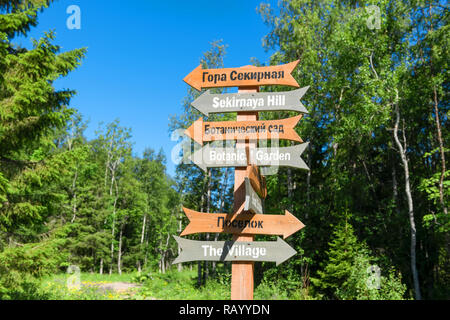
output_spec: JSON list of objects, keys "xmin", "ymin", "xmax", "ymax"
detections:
[
  {"xmin": 189, "ymin": 147, "xmax": 208, "ymax": 172},
  {"xmin": 184, "ymin": 65, "xmax": 203, "ymax": 91},
  {"xmin": 283, "ymin": 210, "xmax": 305, "ymax": 239},
  {"xmin": 191, "ymin": 92, "xmax": 210, "ymax": 116},
  {"xmin": 276, "ymin": 237, "xmax": 297, "ymax": 266},
  {"xmin": 185, "ymin": 118, "xmax": 203, "ymax": 145}
]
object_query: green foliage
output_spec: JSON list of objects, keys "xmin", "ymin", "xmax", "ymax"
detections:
[
  {"xmin": 0, "ymin": 0, "xmax": 448, "ymax": 301},
  {"xmin": 0, "ymin": 238, "xmax": 66, "ymax": 299},
  {"xmin": 311, "ymin": 220, "xmax": 407, "ymax": 300},
  {"xmin": 136, "ymin": 268, "xmax": 230, "ymax": 300}
]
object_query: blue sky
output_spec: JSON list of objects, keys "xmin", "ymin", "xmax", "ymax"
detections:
[{"xmin": 17, "ymin": 0, "xmax": 277, "ymax": 177}]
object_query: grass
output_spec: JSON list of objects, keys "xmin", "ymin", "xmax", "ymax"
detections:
[
  {"xmin": 136, "ymin": 268, "xmax": 231, "ymax": 300},
  {"xmin": 39, "ymin": 271, "xmax": 141, "ymax": 300}
]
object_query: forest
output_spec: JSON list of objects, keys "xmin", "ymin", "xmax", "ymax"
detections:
[{"xmin": 0, "ymin": 0, "xmax": 448, "ymax": 300}]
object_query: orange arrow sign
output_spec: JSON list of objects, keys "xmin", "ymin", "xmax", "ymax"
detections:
[
  {"xmin": 184, "ymin": 61, "xmax": 300, "ymax": 91},
  {"xmin": 180, "ymin": 207, "xmax": 305, "ymax": 239},
  {"xmin": 184, "ymin": 115, "xmax": 303, "ymax": 145}
]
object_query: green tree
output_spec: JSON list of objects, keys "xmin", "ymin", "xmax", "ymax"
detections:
[{"xmin": 0, "ymin": 0, "xmax": 86, "ymax": 298}]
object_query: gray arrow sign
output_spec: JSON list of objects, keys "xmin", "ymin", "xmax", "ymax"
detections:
[
  {"xmin": 188, "ymin": 144, "xmax": 248, "ymax": 172},
  {"xmin": 245, "ymin": 177, "xmax": 263, "ymax": 214},
  {"xmin": 249, "ymin": 143, "xmax": 310, "ymax": 170},
  {"xmin": 189, "ymin": 143, "xmax": 310, "ymax": 172},
  {"xmin": 191, "ymin": 87, "xmax": 310, "ymax": 116},
  {"xmin": 172, "ymin": 236, "xmax": 296, "ymax": 266}
]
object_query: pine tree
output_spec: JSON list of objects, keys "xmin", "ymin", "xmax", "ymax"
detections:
[
  {"xmin": 0, "ymin": 0, "xmax": 86, "ymax": 298},
  {"xmin": 0, "ymin": 0, "xmax": 86, "ymax": 230}
]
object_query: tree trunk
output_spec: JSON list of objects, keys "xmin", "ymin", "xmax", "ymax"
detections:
[
  {"xmin": 203, "ymin": 168, "xmax": 212, "ymax": 283},
  {"xmin": 109, "ymin": 172, "xmax": 118, "ymax": 275},
  {"xmin": 392, "ymin": 90, "xmax": 421, "ymax": 300},
  {"xmin": 118, "ymin": 223, "xmax": 123, "ymax": 275},
  {"xmin": 212, "ymin": 168, "xmax": 230, "ymax": 276},
  {"xmin": 160, "ymin": 234, "xmax": 170, "ymax": 274},
  {"xmin": 70, "ymin": 170, "xmax": 78, "ymax": 223},
  {"xmin": 138, "ymin": 213, "xmax": 147, "ymax": 274},
  {"xmin": 306, "ymin": 143, "xmax": 312, "ymax": 219},
  {"xmin": 144, "ymin": 220, "xmax": 149, "ymax": 269},
  {"xmin": 432, "ymin": 86, "xmax": 447, "ymax": 215},
  {"xmin": 428, "ymin": 2, "xmax": 448, "ymax": 216},
  {"xmin": 177, "ymin": 208, "xmax": 183, "ymax": 272},
  {"xmin": 197, "ymin": 170, "xmax": 209, "ymax": 287},
  {"xmin": 287, "ymin": 167, "xmax": 294, "ymax": 212}
]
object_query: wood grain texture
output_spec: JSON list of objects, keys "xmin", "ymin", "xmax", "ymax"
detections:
[
  {"xmin": 180, "ymin": 207, "xmax": 305, "ymax": 239},
  {"xmin": 246, "ymin": 164, "xmax": 267, "ymax": 199},
  {"xmin": 184, "ymin": 115, "xmax": 304, "ymax": 145},
  {"xmin": 231, "ymin": 100, "xmax": 258, "ymax": 300}
]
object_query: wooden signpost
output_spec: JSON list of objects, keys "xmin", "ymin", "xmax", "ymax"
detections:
[
  {"xmin": 191, "ymin": 87, "xmax": 310, "ymax": 116},
  {"xmin": 174, "ymin": 60, "xmax": 310, "ymax": 300},
  {"xmin": 184, "ymin": 115, "xmax": 304, "ymax": 145},
  {"xmin": 173, "ymin": 236, "xmax": 297, "ymax": 266}
]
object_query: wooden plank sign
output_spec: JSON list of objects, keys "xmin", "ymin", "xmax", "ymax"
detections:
[
  {"xmin": 184, "ymin": 60, "xmax": 300, "ymax": 91},
  {"xmin": 180, "ymin": 207, "xmax": 305, "ymax": 239},
  {"xmin": 172, "ymin": 236, "xmax": 296, "ymax": 266},
  {"xmin": 191, "ymin": 87, "xmax": 310, "ymax": 116},
  {"xmin": 246, "ymin": 164, "xmax": 267, "ymax": 199},
  {"xmin": 184, "ymin": 115, "xmax": 303, "ymax": 145},
  {"xmin": 244, "ymin": 177, "xmax": 263, "ymax": 214}
]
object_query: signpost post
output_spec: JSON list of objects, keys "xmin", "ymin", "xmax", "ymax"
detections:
[
  {"xmin": 174, "ymin": 60, "xmax": 310, "ymax": 300},
  {"xmin": 231, "ymin": 85, "xmax": 258, "ymax": 300}
]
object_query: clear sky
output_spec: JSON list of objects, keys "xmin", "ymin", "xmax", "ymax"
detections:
[{"xmin": 17, "ymin": 0, "xmax": 277, "ymax": 176}]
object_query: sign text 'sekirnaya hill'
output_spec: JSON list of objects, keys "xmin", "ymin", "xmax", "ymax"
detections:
[{"xmin": 191, "ymin": 87, "xmax": 310, "ymax": 116}]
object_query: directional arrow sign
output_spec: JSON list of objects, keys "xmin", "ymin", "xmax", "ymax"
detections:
[
  {"xmin": 188, "ymin": 145, "xmax": 247, "ymax": 172},
  {"xmin": 184, "ymin": 115, "xmax": 303, "ymax": 145},
  {"xmin": 249, "ymin": 143, "xmax": 310, "ymax": 170},
  {"xmin": 191, "ymin": 87, "xmax": 310, "ymax": 116},
  {"xmin": 172, "ymin": 236, "xmax": 296, "ymax": 266},
  {"xmin": 245, "ymin": 177, "xmax": 263, "ymax": 214},
  {"xmin": 184, "ymin": 61, "xmax": 300, "ymax": 91},
  {"xmin": 180, "ymin": 207, "xmax": 305, "ymax": 239},
  {"xmin": 247, "ymin": 165, "xmax": 267, "ymax": 199}
]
